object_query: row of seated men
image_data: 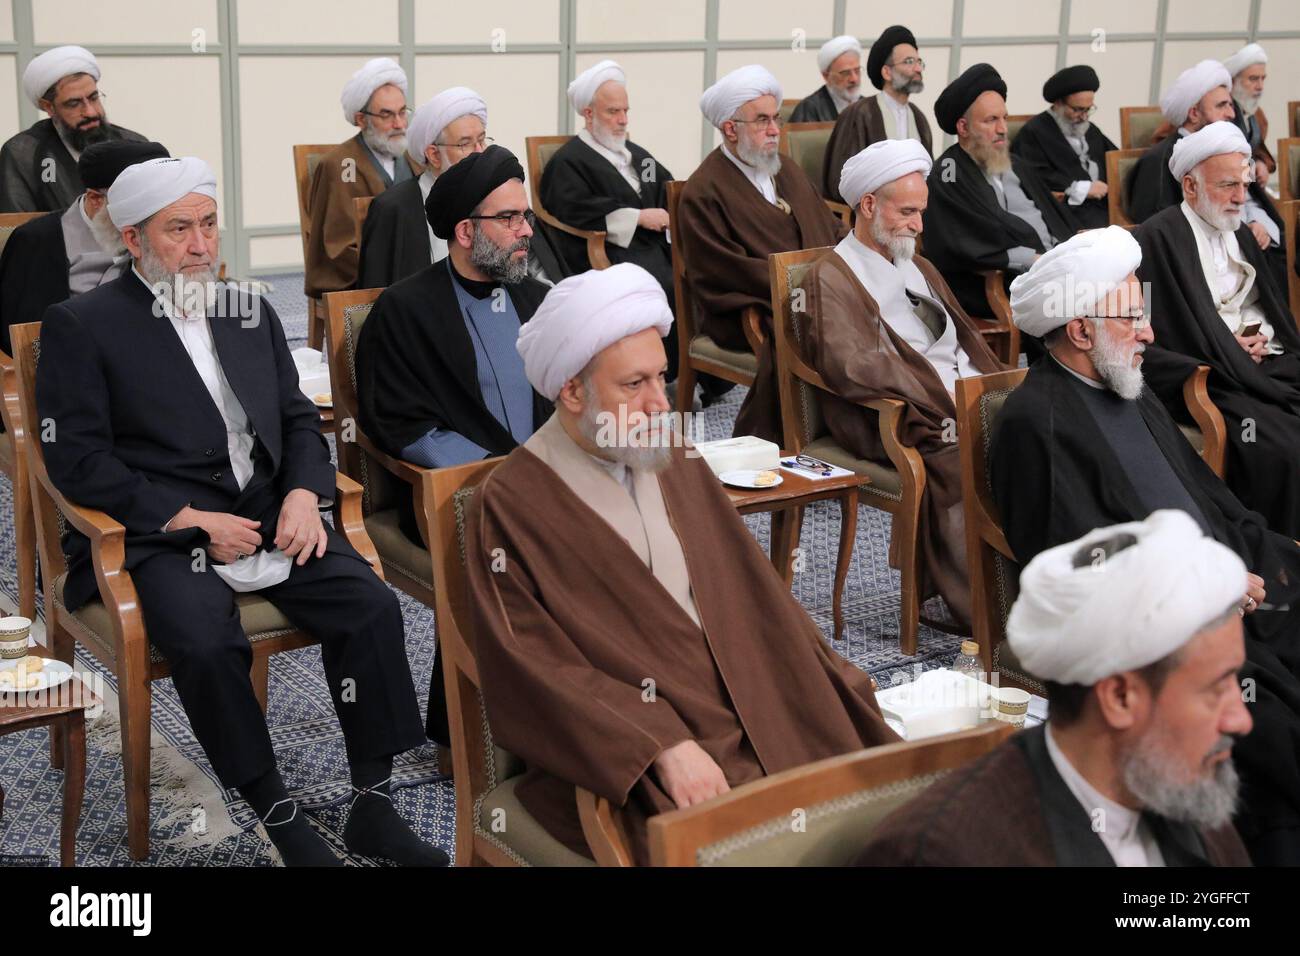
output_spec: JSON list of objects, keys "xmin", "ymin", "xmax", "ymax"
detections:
[{"xmin": 1, "ymin": 42, "xmax": 1299, "ymax": 867}]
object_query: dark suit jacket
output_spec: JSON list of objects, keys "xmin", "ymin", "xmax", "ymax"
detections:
[
  {"xmin": 36, "ymin": 272, "xmax": 336, "ymax": 610},
  {"xmin": 0, "ymin": 209, "xmax": 68, "ymax": 355}
]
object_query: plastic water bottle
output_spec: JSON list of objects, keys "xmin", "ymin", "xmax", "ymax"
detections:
[{"xmin": 952, "ymin": 640, "xmax": 984, "ymax": 682}]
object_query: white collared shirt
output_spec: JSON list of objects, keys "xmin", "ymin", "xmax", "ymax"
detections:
[
  {"xmin": 418, "ymin": 169, "xmax": 449, "ymax": 263},
  {"xmin": 721, "ymin": 142, "xmax": 777, "ymax": 205},
  {"xmin": 879, "ymin": 91, "xmax": 911, "ymax": 141},
  {"xmin": 1045, "ymin": 724, "xmax": 1166, "ymax": 867},
  {"xmin": 1180, "ymin": 200, "xmax": 1280, "ymax": 354}
]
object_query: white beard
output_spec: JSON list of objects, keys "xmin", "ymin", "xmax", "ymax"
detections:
[
  {"xmin": 870, "ymin": 216, "xmax": 916, "ymax": 263},
  {"xmin": 590, "ymin": 122, "xmax": 628, "ymax": 153},
  {"xmin": 138, "ymin": 240, "xmax": 219, "ymax": 319},
  {"xmin": 1232, "ymin": 84, "xmax": 1260, "ymax": 117},
  {"xmin": 736, "ymin": 136, "xmax": 782, "ymax": 178},
  {"xmin": 1090, "ymin": 321, "xmax": 1145, "ymax": 401},
  {"xmin": 87, "ymin": 203, "xmax": 128, "ymax": 257},
  {"xmin": 362, "ymin": 122, "xmax": 407, "ymax": 161},
  {"xmin": 1193, "ymin": 192, "xmax": 1242, "ymax": 234},
  {"xmin": 1120, "ymin": 730, "xmax": 1240, "ymax": 830}
]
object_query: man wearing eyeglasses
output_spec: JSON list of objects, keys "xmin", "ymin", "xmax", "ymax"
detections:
[
  {"xmin": 822, "ymin": 26, "xmax": 933, "ymax": 203},
  {"xmin": 790, "ymin": 35, "xmax": 864, "ymax": 123},
  {"xmin": 303, "ymin": 57, "xmax": 421, "ymax": 301},
  {"xmin": 2, "ymin": 45, "xmax": 148, "ymax": 213},
  {"xmin": 1011, "ymin": 65, "xmax": 1117, "ymax": 230}
]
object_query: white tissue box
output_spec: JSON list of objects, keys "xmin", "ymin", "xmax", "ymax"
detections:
[{"xmin": 693, "ymin": 436, "xmax": 781, "ymax": 476}]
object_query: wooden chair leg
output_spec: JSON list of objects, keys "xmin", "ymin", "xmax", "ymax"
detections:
[
  {"xmin": 675, "ymin": 362, "xmax": 697, "ymax": 416},
  {"xmin": 251, "ymin": 655, "xmax": 270, "ymax": 714},
  {"xmin": 896, "ymin": 517, "xmax": 921, "ymax": 657},
  {"xmin": 308, "ymin": 300, "xmax": 324, "ymax": 350},
  {"xmin": 770, "ymin": 506, "xmax": 805, "ymax": 585},
  {"xmin": 119, "ymin": 669, "xmax": 153, "ymax": 860},
  {"xmin": 834, "ymin": 490, "xmax": 859, "ymax": 640},
  {"xmin": 61, "ymin": 712, "xmax": 85, "ymax": 867},
  {"xmin": 12, "ymin": 469, "xmax": 36, "ymax": 621},
  {"xmin": 1, "ymin": 780, "xmax": 5, "ymax": 821},
  {"xmin": 47, "ymin": 622, "xmax": 74, "ymax": 770}
]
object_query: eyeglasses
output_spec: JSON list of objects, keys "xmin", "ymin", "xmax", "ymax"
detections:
[
  {"xmin": 831, "ymin": 66, "xmax": 862, "ymax": 80},
  {"xmin": 58, "ymin": 89, "xmax": 105, "ymax": 112},
  {"xmin": 730, "ymin": 114, "xmax": 785, "ymax": 130},
  {"xmin": 360, "ymin": 106, "xmax": 413, "ymax": 122},
  {"xmin": 889, "ymin": 57, "xmax": 925, "ymax": 70},
  {"xmin": 1089, "ymin": 313, "xmax": 1150, "ymax": 329},
  {"xmin": 437, "ymin": 134, "xmax": 495, "ymax": 151},
  {"xmin": 1063, "ymin": 103, "xmax": 1098, "ymax": 117},
  {"xmin": 467, "ymin": 209, "xmax": 535, "ymax": 231}
]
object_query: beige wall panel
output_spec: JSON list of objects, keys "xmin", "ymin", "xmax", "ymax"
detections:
[
  {"xmin": 237, "ymin": 0, "xmax": 399, "ymax": 45},
  {"xmin": 1068, "ymin": 0, "xmax": 1158, "ymax": 35},
  {"xmin": 1255, "ymin": 38, "xmax": 1300, "ymax": 158},
  {"xmin": 1163, "ymin": 0, "xmax": 1249, "ymax": 35},
  {"xmin": 715, "ymin": 45, "xmax": 835, "ymax": 117},
  {"xmin": 958, "ymin": 44, "xmax": 1057, "ymax": 116},
  {"xmin": 414, "ymin": 0, "xmax": 559, "ymax": 47},
  {"xmin": 845, "ymin": 0, "xmax": 953, "ymax": 41},
  {"xmin": 963, "ymin": 0, "xmax": 1060, "ymax": 38},
  {"xmin": 415, "ymin": 52, "xmax": 559, "ymax": 184},
  {"xmin": 0, "ymin": 55, "xmax": 17, "ymax": 134},
  {"xmin": 0, "ymin": 1, "xmax": 12, "ymax": 43},
  {"xmin": 1159, "ymin": 39, "xmax": 1234, "ymax": 94},
  {"xmin": 239, "ymin": 55, "xmax": 371, "ymax": 229},
  {"xmin": 248, "ymin": 234, "xmax": 305, "ymax": 271},
  {"xmin": 576, "ymin": 0, "xmax": 705, "ymax": 43},
  {"xmin": 1064, "ymin": 41, "xmax": 1156, "ymax": 139},
  {"xmin": 33, "ymin": 0, "xmax": 218, "ymax": 45},
  {"xmin": 1259, "ymin": 0, "xmax": 1300, "ymax": 32},
  {"xmin": 574, "ymin": 51, "xmax": 704, "ymax": 179},
  {"xmin": 717, "ymin": 0, "xmax": 834, "ymax": 43}
]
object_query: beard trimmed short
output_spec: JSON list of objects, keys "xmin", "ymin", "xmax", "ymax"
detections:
[
  {"xmin": 1089, "ymin": 321, "xmax": 1145, "ymax": 400},
  {"xmin": 577, "ymin": 387, "xmax": 675, "ymax": 474},
  {"xmin": 1193, "ymin": 193, "xmax": 1243, "ymax": 234},
  {"xmin": 361, "ymin": 121, "xmax": 408, "ymax": 161},
  {"xmin": 869, "ymin": 215, "xmax": 917, "ymax": 263},
  {"xmin": 736, "ymin": 135, "xmax": 782, "ymax": 178},
  {"xmin": 469, "ymin": 225, "xmax": 530, "ymax": 284},
  {"xmin": 891, "ymin": 73, "xmax": 924, "ymax": 95},
  {"xmin": 138, "ymin": 236, "xmax": 219, "ymax": 318},
  {"xmin": 1119, "ymin": 730, "xmax": 1240, "ymax": 831}
]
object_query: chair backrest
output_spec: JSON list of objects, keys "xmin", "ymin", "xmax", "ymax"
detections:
[
  {"xmin": 0, "ymin": 211, "xmax": 48, "ymax": 259},
  {"xmin": 666, "ymin": 179, "xmax": 701, "ymax": 353},
  {"xmin": 353, "ymin": 195, "xmax": 375, "ymax": 262},
  {"xmin": 779, "ymin": 121, "xmax": 835, "ymax": 198},
  {"xmin": 779, "ymin": 98, "xmax": 800, "ymax": 124},
  {"xmin": 954, "ymin": 368, "xmax": 1039, "ymax": 689},
  {"xmin": 1289, "ymin": 100, "xmax": 1300, "ymax": 139},
  {"xmin": 1283, "ymin": 200, "xmax": 1300, "ymax": 325},
  {"xmin": 1006, "ymin": 113, "xmax": 1034, "ymax": 146},
  {"xmin": 293, "ymin": 143, "xmax": 336, "ymax": 260},
  {"xmin": 324, "ymin": 288, "xmax": 401, "ymax": 516},
  {"xmin": 1106, "ymin": 148, "xmax": 1144, "ymax": 227},
  {"xmin": 1277, "ymin": 137, "xmax": 1300, "ymax": 204},
  {"xmin": 647, "ymin": 722, "xmax": 1014, "ymax": 865},
  {"xmin": 768, "ymin": 247, "xmax": 835, "ymax": 453},
  {"xmin": 524, "ymin": 135, "xmax": 572, "ymax": 225},
  {"xmin": 1120, "ymin": 106, "xmax": 1162, "ymax": 150}
]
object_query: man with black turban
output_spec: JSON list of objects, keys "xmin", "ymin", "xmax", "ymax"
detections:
[
  {"xmin": 921, "ymin": 63, "xmax": 1076, "ymax": 321},
  {"xmin": 1010, "ymin": 65, "xmax": 1117, "ymax": 230},
  {"xmin": 354, "ymin": 144, "xmax": 553, "ymax": 748},
  {"xmin": 1, "ymin": 139, "xmax": 169, "ymax": 354},
  {"xmin": 822, "ymin": 25, "xmax": 933, "ymax": 201}
]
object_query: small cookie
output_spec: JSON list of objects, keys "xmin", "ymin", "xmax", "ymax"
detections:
[
  {"xmin": 25, "ymin": 656, "xmax": 44, "ymax": 672},
  {"xmin": 753, "ymin": 470, "xmax": 778, "ymax": 487},
  {"xmin": 0, "ymin": 670, "xmax": 15, "ymax": 687}
]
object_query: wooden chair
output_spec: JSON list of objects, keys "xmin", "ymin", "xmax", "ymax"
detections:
[
  {"xmin": 779, "ymin": 98, "xmax": 800, "ymax": 124},
  {"xmin": 1006, "ymin": 113, "xmax": 1033, "ymax": 146},
  {"xmin": 353, "ymin": 195, "xmax": 375, "ymax": 269},
  {"xmin": 955, "ymin": 364, "xmax": 1227, "ymax": 687},
  {"xmin": 1105, "ymin": 148, "xmax": 1145, "ymax": 227},
  {"xmin": 666, "ymin": 179, "xmax": 765, "ymax": 415},
  {"xmin": 9, "ymin": 320, "xmax": 383, "ymax": 860},
  {"xmin": 1120, "ymin": 106, "xmax": 1162, "ymax": 151},
  {"xmin": 0, "ymin": 212, "xmax": 49, "ymax": 624},
  {"xmin": 1288, "ymin": 100, "xmax": 1299, "ymax": 139},
  {"xmin": 770, "ymin": 247, "xmax": 947, "ymax": 655},
  {"xmin": 1282, "ymin": 200, "xmax": 1300, "ymax": 327},
  {"xmin": 779, "ymin": 120, "xmax": 836, "ymax": 203},
  {"xmin": 524, "ymin": 135, "xmax": 611, "ymax": 272},
  {"xmin": 648, "ymin": 722, "xmax": 1013, "ymax": 865},
  {"xmin": 1277, "ymin": 137, "xmax": 1300, "ymax": 204},
  {"xmin": 292, "ymin": 143, "xmax": 337, "ymax": 350}
]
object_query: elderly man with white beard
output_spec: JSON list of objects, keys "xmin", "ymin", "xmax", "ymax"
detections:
[
  {"xmin": 988, "ymin": 226, "xmax": 1300, "ymax": 865},
  {"xmin": 789, "ymin": 35, "xmax": 864, "ymax": 123},
  {"xmin": 1224, "ymin": 44, "xmax": 1275, "ymax": 191},
  {"xmin": 1135, "ymin": 121, "xmax": 1300, "ymax": 539},
  {"xmin": 859, "ymin": 510, "xmax": 1255, "ymax": 866},
  {"xmin": 799, "ymin": 140, "xmax": 1005, "ymax": 626},
  {"xmin": 303, "ymin": 57, "xmax": 421, "ymax": 300},
  {"xmin": 35, "ymin": 156, "xmax": 445, "ymax": 867}
]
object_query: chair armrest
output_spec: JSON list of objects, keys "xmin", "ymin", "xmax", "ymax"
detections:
[
  {"xmin": 1182, "ymin": 365, "xmax": 1227, "ymax": 478},
  {"xmin": 332, "ymin": 471, "xmax": 385, "ymax": 577},
  {"xmin": 533, "ymin": 206, "xmax": 612, "ymax": 269},
  {"xmin": 865, "ymin": 398, "xmax": 927, "ymax": 494},
  {"xmin": 575, "ymin": 787, "xmax": 634, "ymax": 866},
  {"xmin": 741, "ymin": 306, "xmax": 766, "ymax": 353},
  {"xmin": 978, "ymin": 270, "xmax": 1013, "ymax": 326}
]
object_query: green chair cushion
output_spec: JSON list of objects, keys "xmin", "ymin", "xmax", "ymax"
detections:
[
  {"xmin": 801, "ymin": 436, "xmax": 903, "ymax": 499},
  {"xmin": 475, "ymin": 775, "xmax": 596, "ymax": 867},
  {"xmin": 364, "ymin": 507, "xmax": 434, "ymax": 585},
  {"xmin": 689, "ymin": 334, "xmax": 758, "ymax": 378}
]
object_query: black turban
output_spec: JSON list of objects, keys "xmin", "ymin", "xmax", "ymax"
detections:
[
  {"xmin": 425, "ymin": 144, "xmax": 525, "ymax": 240},
  {"xmin": 866, "ymin": 25, "xmax": 917, "ymax": 90},
  {"xmin": 77, "ymin": 140, "xmax": 170, "ymax": 191},
  {"xmin": 1042, "ymin": 64, "xmax": 1100, "ymax": 103},
  {"xmin": 934, "ymin": 63, "xmax": 1007, "ymax": 134}
]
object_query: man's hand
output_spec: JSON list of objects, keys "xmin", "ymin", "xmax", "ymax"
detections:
[
  {"xmin": 1243, "ymin": 572, "xmax": 1266, "ymax": 615},
  {"xmin": 1087, "ymin": 180, "xmax": 1108, "ymax": 200},
  {"xmin": 1247, "ymin": 220, "xmax": 1270, "ymax": 250},
  {"xmin": 167, "ymin": 506, "xmax": 262, "ymax": 565},
  {"xmin": 275, "ymin": 488, "xmax": 328, "ymax": 566},
  {"xmin": 1234, "ymin": 332, "xmax": 1268, "ymax": 363},
  {"xmin": 638, "ymin": 208, "xmax": 670, "ymax": 232},
  {"xmin": 653, "ymin": 740, "xmax": 730, "ymax": 809}
]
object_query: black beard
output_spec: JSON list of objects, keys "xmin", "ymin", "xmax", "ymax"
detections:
[
  {"xmin": 59, "ymin": 116, "xmax": 112, "ymax": 152},
  {"xmin": 470, "ymin": 226, "xmax": 530, "ymax": 284}
]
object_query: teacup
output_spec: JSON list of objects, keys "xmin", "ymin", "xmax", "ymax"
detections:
[
  {"xmin": 0, "ymin": 616, "xmax": 32, "ymax": 661},
  {"xmin": 990, "ymin": 687, "xmax": 1031, "ymax": 727}
]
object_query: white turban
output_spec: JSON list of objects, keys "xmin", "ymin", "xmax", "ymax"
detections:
[
  {"xmin": 1168, "ymin": 120, "xmax": 1251, "ymax": 181},
  {"xmin": 818, "ymin": 36, "xmax": 863, "ymax": 74},
  {"xmin": 340, "ymin": 57, "xmax": 408, "ymax": 124},
  {"xmin": 407, "ymin": 87, "xmax": 487, "ymax": 164},
  {"xmin": 700, "ymin": 65, "xmax": 783, "ymax": 129},
  {"xmin": 107, "ymin": 157, "xmax": 218, "ymax": 229},
  {"xmin": 1007, "ymin": 510, "xmax": 1245, "ymax": 686},
  {"xmin": 838, "ymin": 139, "xmax": 931, "ymax": 207},
  {"xmin": 1010, "ymin": 226, "xmax": 1142, "ymax": 338},
  {"xmin": 1223, "ymin": 43, "xmax": 1266, "ymax": 79},
  {"xmin": 517, "ymin": 263, "xmax": 674, "ymax": 401},
  {"xmin": 569, "ymin": 59, "xmax": 626, "ymax": 113},
  {"xmin": 23, "ymin": 45, "xmax": 99, "ymax": 108},
  {"xmin": 1159, "ymin": 59, "xmax": 1232, "ymax": 126}
]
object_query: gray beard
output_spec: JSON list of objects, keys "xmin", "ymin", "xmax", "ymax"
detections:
[
  {"xmin": 577, "ymin": 389, "xmax": 674, "ymax": 473},
  {"xmin": 830, "ymin": 84, "xmax": 861, "ymax": 110},
  {"xmin": 1232, "ymin": 86, "xmax": 1260, "ymax": 117},
  {"xmin": 891, "ymin": 73, "xmax": 923, "ymax": 95},
  {"xmin": 1120, "ymin": 731, "xmax": 1240, "ymax": 830},
  {"xmin": 1194, "ymin": 193, "xmax": 1242, "ymax": 234},
  {"xmin": 470, "ymin": 225, "xmax": 529, "ymax": 284},
  {"xmin": 969, "ymin": 139, "xmax": 1011, "ymax": 175},
  {"xmin": 1089, "ymin": 321, "xmax": 1145, "ymax": 400},
  {"xmin": 870, "ymin": 216, "xmax": 916, "ymax": 263},
  {"xmin": 1051, "ymin": 107, "xmax": 1090, "ymax": 140},
  {"xmin": 590, "ymin": 123, "xmax": 628, "ymax": 153},
  {"xmin": 138, "ymin": 241, "xmax": 219, "ymax": 318},
  {"xmin": 736, "ymin": 137, "xmax": 782, "ymax": 178},
  {"xmin": 362, "ymin": 122, "xmax": 407, "ymax": 161}
]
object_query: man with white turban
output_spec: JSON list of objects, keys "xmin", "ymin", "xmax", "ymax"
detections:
[
  {"xmin": 539, "ymin": 58, "xmax": 676, "ymax": 364},
  {"xmin": 859, "ymin": 510, "xmax": 1255, "ymax": 866},
  {"xmin": 1, "ymin": 45, "xmax": 148, "ymax": 212},
  {"xmin": 1221, "ymin": 43, "xmax": 1275, "ymax": 189},
  {"xmin": 789, "ymin": 35, "xmax": 864, "ymax": 123},
  {"xmin": 989, "ymin": 226, "xmax": 1300, "ymax": 863},
  {"xmin": 800, "ymin": 140, "xmax": 1004, "ymax": 627},
  {"xmin": 463, "ymin": 263, "xmax": 897, "ymax": 865},
  {"xmin": 1133, "ymin": 121, "xmax": 1300, "ymax": 536},
  {"xmin": 822, "ymin": 25, "xmax": 934, "ymax": 201},
  {"xmin": 36, "ymin": 156, "xmax": 446, "ymax": 868},
  {"xmin": 303, "ymin": 57, "xmax": 420, "ymax": 313},
  {"xmin": 677, "ymin": 64, "xmax": 845, "ymax": 440}
]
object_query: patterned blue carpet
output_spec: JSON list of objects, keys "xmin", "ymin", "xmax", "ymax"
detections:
[{"xmin": 0, "ymin": 272, "xmax": 961, "ymax": 866}]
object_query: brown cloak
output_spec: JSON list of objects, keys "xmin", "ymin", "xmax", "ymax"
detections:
[
  {"xmin": 822, "ymin": 96, "xmax": 934, "ymax": 202},
  {"xmin": 467, "ymin": 427, "xmax": 898, "ymax": 865},
  {"xmin": 802, "ymin": 252, "xmax": 1004, "ymax": 624},
  {"xmin": 676, "ymin": 146, "xmax": 846, "ymax": 443}
]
